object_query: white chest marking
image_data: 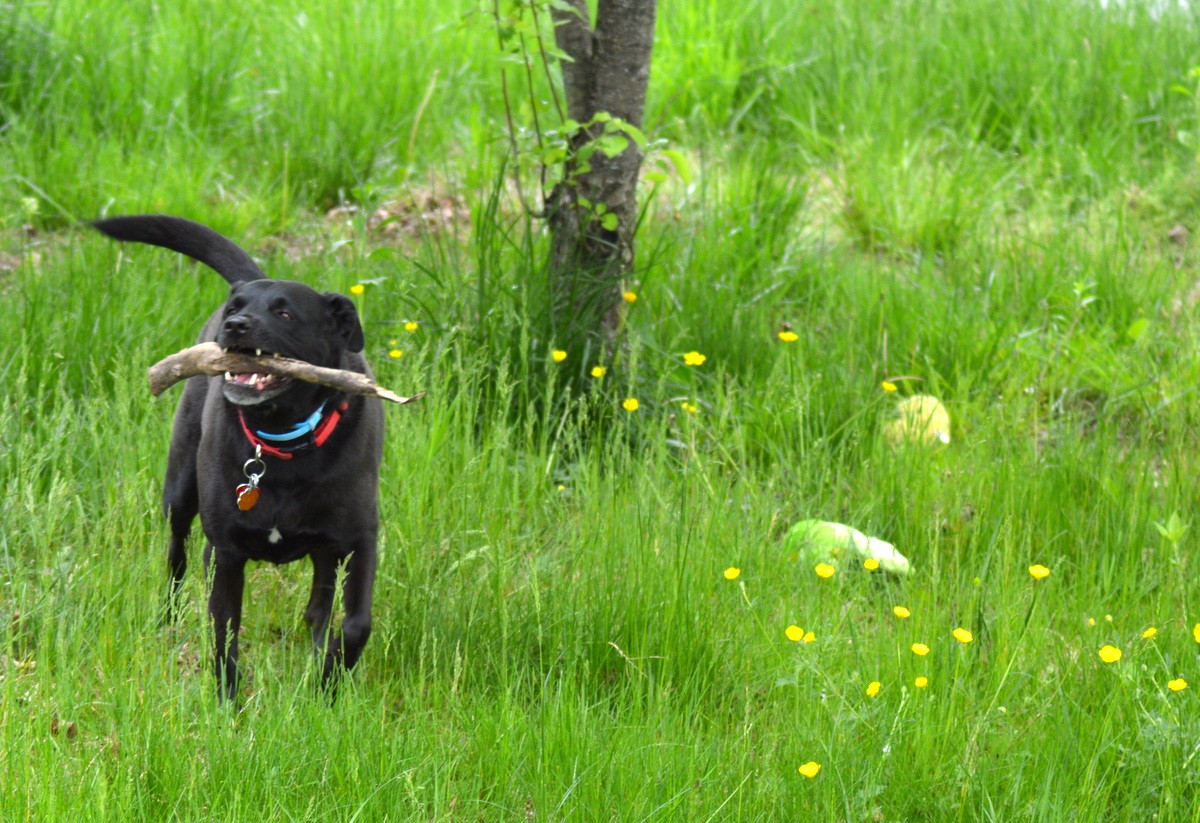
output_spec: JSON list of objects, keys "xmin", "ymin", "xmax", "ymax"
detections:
[{"xmin": 268, "ymin": 526, "xmax": 282, "ymax": 544}]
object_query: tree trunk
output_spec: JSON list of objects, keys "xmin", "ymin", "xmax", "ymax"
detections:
[{"xmin": 548, "ymin": 0, "xmax": 656, "ymax": 342}]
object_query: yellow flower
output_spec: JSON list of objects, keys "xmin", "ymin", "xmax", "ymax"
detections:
[
  {"xmin": 863, "ymin": 558, "xmax": 880, "ymax": 571},
  {"xmin": 591, "ymin": 366, "xmax": 607, "ymax": 378},
  {"xmin": 683, "ymin": 351, "xmax": 707, "ymax": 366},
  {"xmin": 350, "ymin": 284, "xmax": 365, "ymax": 295},
  {"xmin": 723, "ymin": 567, "xmax": 740, "ymax": 581},
  {"xmin": 893, "ymin": 606, "xmax": 911, "ymax": 619},
  {"xmin": 1194, "ymin": 623, "xmax": 1200, "ymax": 643},
  {"xmin": 623, "ymin": 290, "xmax": 638, "ymax": 304},
  {"xmin": 866, "ymin": 681, "xmax": 881, "ymax": 697},
  {"xmin": 803, "ymin": 631, "xmax": 815, "ymax": 643},
  {"xmin": 914, "ymin": 676, "xmax": 929, "ymax": 688},
  {"xmin": 388, "ymin": 349, "xmax": 403, "ymax": 359},
  {"xmin": 911, "ymin": 643, "xmax": 930, "ymax": 656},
  {"xmin": 814, "ymin": 563, "xmax": 835, "ymax": 579},
  {"xmin": 952, "ymin": 628, "xmax": 974, "ymax": 644},
  {"xmin": 785, "ymin": 625, "xmax": 804, "ymax": 642},
  {"xmin": 1028, "ymin": 564, "xmax": 1050, "ymax": 580},
  {"xmin": 622, "ymin": 398, "xmax": 639, "ymax": 412},
  {"xmin": 881, "ymin": 381, "xmax": 897, "ymax": 392},
  {"xmin": 1142, "ymin": 627, "xmax": 1157, "ymax": 639},
  {"xmin": 405, "ymin": 321, "xmax": 419, "ymax": 332},
  {"xmin": 1105, "ymin": 614, "xmax": 1113, "ymax": 623},
  {"xmin": 551, "ymin": 349, "xmax": 567, "ymax": 363},
  {"xmin": 797, "ymin": 761, "xmax": 821, "ymax": 779},
  {"xmin": 1168, "ymin": 678, "xmax": 1188, "ymax": 692},
  {"xmin": 1098, "ymin": 645, "xmax": 1122, "ymax": 664},
  {"xmin": 1087, "ymin": 617, "xmax": 1096, "ymax": 627},
  {"xmin": 778, "ymin": 331, "xmax": 799, "ymax": 343},
  {"xmin": 681, "ymin": 402, "xmax": 698, "ymax": 414}
]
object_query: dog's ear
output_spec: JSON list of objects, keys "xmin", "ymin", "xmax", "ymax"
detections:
[{"xmin": 324, "ymin": 293, "xmax": 365, "ymax": 353}]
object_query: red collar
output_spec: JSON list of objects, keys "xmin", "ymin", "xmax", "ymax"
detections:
[{"xmin": 237, "ymin": 401, "xmax": 349, "ymax": 460}]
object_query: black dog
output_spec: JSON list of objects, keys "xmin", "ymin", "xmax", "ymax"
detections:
[{"xmin": 95, "ymin": 215, "xmax": 384, "ymax": 700}]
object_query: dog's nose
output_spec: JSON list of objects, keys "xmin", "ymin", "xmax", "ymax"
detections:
[{"xmin": 222, "ymin": 315, "xmax": 251, "ymax": 337}]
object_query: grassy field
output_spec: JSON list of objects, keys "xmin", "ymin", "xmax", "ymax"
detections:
[{"xmin": 7, "ymin": 0, "xmax": 1200, "ymax": 819}]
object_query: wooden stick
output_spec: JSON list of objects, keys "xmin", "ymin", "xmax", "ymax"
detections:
[{"xmin": 148, "ymin": 342, "xmax": 423, "ymax": 405}]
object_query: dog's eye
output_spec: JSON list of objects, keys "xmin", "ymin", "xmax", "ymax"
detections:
[{"xmin": 277, "ymin": 309, "xmax": 295, "ymax": 321}]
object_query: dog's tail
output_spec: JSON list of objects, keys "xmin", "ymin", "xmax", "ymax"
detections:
[{"xmin": 92, "ymin": 214, "xmax": 267, "ymax": 284}]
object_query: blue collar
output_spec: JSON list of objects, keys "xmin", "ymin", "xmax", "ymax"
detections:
[{"xmin": 253, "ymin": 401, "xmax": 328, "ymax": 443}]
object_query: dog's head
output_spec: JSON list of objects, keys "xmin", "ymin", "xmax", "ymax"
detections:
[{"xmin": 217, "ymin": 280, "xmax": 364, "ymax": 407}]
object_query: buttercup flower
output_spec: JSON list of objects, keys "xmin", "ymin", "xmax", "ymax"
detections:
[
  {"xmin": 814, "ymin": 563, "xmax": 835, "ymax": 579},
  {"xmin": 778, "ymin": 331, "xmax": 799, "ymax": 343},
  {"xmin": 681, "ymin": 402, "xmax": 698, "ymax": 414},
  {"xmin": 881, "ymin": 381, "xmax": 897, "ymax": 392},
  {"xmin": 1194, "ymin": 623, "xmax": 1200, "ymax": 643},
  {"xmin": 786, "ymin": 625, "xmax": 804, "ymax": 642},
  {"xmin": 1098, "ymin": 645, "xmax": 1122, "ymax": 663},
  {"xmin": 683, "ymin": 351, "xmax": 707, "ymax": 366},
  {"xmin": 350, "ymin": 284, "xmax": 365, "ymax": 295},
  {"xmin": 1087, "ymin": 618, "xmax": 1096, "ymax": 627},
  {"xmin": 388, "ymin": 349, "xmax": 403, "ymax": 359},
  {"xmin": 591, "ymin": 366, "xmax": 607, "ymax": 378},
  {"xmin": 914, "ymin": 676, "xmax": 929, "ymax": 688},
  {"xmin": 864, "ymin": 558, "xmax": 880, "ymax": 571},
  {"xmin": 911, "ymin": 643, "xmax": 930, "ymax": 656},
  {"xmin": 551, "ymin": 350, "xmax": 567, "ymax": 363},
  {"xmin": 893, "ymin": 606, "xmax": 911, "ymax": 619},
  {"xmin": 803, "ymin": 631, "xmax": 815, "ymax": 643},
  {"xmin": 623, "ymin": 290, "xmax": 638, "ymax": 303},
  {"xmin": 866, "ymin": 681, "xmax": 881, "ymax": 697},
  {"xmin": 952, "ymin": 628, "xmax": 974, "ymax": 644},
  {"xmin": 1142, "ymin": 627, "xmax": 1157, "ymax": 639},
  {"xmin": 723, "ymin": 567, "xmax": 740, "ymax": 581},
  {"xmin": 622, "ymin": 398, "xmax": 639, "ymax": 412},
  {"xmin": 1028, "ymin": 564, "xmax": 1050, "ymax": 580},
  {"xmin": 1169, "ymin": 678, "xmax": 1188, "ymax": 692},
  {"xmin": 797, "ymin": 762, "xmax": 821, "ymax": 779},
  {"xmin": 405, "ymin": 321, "xmax": 419, "ymax": 332}
]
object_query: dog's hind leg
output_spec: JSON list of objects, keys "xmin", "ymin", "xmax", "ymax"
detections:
[
  {"xmin": 319, "ymin": 541, "xmax": 377, "ymax": 691},
  {"xmin": 304, "ymin": 552, "xmax": 338, "ymax": 655}
]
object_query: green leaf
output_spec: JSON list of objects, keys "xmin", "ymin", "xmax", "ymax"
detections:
[
  {"xmin": 600, "ymin": 212, "xmax": 619, "ymax": 231},
  {"xmin": 596, "ymin": 134, "xmax": 628, "ymax": 158},
  {"xmin": 661, "ymin": 149, "xmax": 694, "ymax": 184},
  {"xmin": 642, "ymin": 170, "xmax": 668, "ymax": 184},
  {"xmin": 613, "ymin": 119, "xmax": 648, "ymax": 149},
  {"xmin": 1125, "ymin": 317, "xmax": 1148, "ymax": 341}
]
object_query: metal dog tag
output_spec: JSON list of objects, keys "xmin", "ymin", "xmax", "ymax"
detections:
[
  {"xmin": 236, "ymin": 482, "xmax": 260, "ymax": 511},
  {"xmin": 236, "ymin": 445, "xmax": 266, "ymax": 511}
]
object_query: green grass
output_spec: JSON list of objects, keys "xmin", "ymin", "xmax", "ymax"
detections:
[{"xmin": 6, "ymin": 0, "xmax": 1200, "ymax": 819}]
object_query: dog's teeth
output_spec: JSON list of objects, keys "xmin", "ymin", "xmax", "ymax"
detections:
[
  {"xmin": 225, "ymin": 372, "xmax": 233, "ymax": 380},
  {"xmin": 255, "ymin": 349, "xmax": 262, "ymax": 357}
]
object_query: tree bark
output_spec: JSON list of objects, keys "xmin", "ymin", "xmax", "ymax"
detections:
[{"xmin": 548, "ymin": 0, "xmax": 656, "ymax": 341}]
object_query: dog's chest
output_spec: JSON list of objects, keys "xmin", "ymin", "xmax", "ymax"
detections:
[{"xmin": 226, "ymin": 518, "xmax": 310, "ymax": 563}]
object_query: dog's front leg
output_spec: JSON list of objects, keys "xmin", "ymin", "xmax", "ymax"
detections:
[
  {"xmin": 208, "ymin": 549, "xmax": 247, "ymax": 701},
  {"xmin": 319, "ymin": 544, "xmax": 377, "ymax": 690}
]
